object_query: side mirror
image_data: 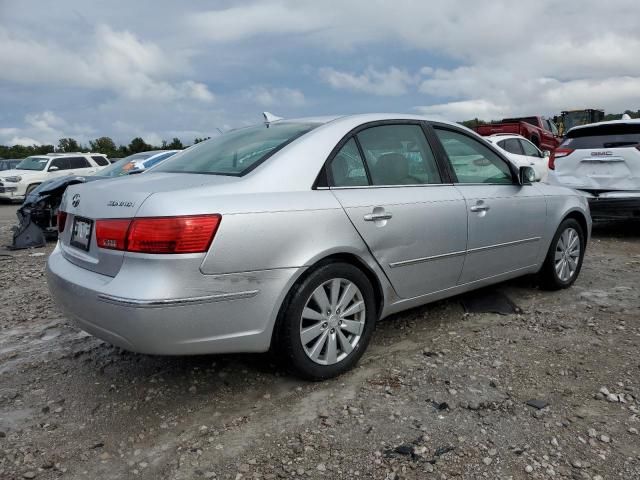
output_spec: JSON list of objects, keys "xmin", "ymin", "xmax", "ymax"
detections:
[
  {"xmin": 48, "ymin": 166, "xmax": 59, "ymax": 172},
  {"xmin": 519, "ymin": 166, "xmax": 536, "ymax": 185},
  {"xmin": 543, "ymin": 150, "xmax": 551, "ymax": 158}
]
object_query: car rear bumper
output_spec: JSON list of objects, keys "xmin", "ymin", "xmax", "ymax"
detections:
[
  {"xmin": 46, "ymin": 244, "xmax": 300, "ymax": 355},
  {"xmin": 585, "ymin": 192, "xmax": 640, "ymax": 221}
]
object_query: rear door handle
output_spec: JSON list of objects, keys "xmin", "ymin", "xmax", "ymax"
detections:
[{"xmin": 364, "ymin": 212, "xmax": 393, "ymax": 221}]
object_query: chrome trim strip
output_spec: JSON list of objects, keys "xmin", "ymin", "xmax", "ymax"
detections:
[
  {"xmin": 97, "ymin": 290, "xmax": 259, "ymax": 308},
  {"xmin": 389, "ymin": 249, "xmax": 466, "ymax": 268},
  {"xmin": 388, "ymin": 237, "xmax": 541, "ymax": 268},
  {"xmin": 466, "ymin": 236, "xmax": 541, "ymax": 254}
]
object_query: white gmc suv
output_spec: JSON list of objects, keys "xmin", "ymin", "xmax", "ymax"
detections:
[{"xmin": 0, "ymin": 153, "xmax": 108, "ymax": 201}]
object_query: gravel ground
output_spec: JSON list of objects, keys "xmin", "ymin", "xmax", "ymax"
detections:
[{"xmin": 0, "ymin": 203, "xmax": 639, "ymax": 480}]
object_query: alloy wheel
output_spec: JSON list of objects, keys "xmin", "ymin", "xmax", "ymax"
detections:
[
  {"xmin": 299, "ymin": 278, "xmax": 366, "ymax": 365},
  {"xmin": 554, "ymin": 227, "xmax": 581, "ymax": 282}
]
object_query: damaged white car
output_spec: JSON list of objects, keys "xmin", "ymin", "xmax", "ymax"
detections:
[{"xmin": 548, "ymin": 119, "xmax": 640, "ymax": 221}]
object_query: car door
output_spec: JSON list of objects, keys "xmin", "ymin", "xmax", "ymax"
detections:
[
  {"xmin": 328, "ymin": 122, "xmax": 468, "ymax": 299},
  {"xmin": 48, "ymin": 158, "xmax": 73, "ymax": 178},
  {"xmin": 433, "ymin": 125, "xmax": 546, "ymax": 284}
]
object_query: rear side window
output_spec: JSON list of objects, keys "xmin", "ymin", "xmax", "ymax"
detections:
[
  {"xmin": 50, "ymin": 158, "xmax": 71, "ymax": 170},
  {"xmin": 329, "ymin": 139, "xmax": 368, "ymax": 187},
  {"xmin": 435, "ymin": 128, "xmax": 513, "ymax": 184},
  {"xmin": 91, "ymin": 155, "xmax": 109, "ymax": 166},
  {"xmin": 356, "ymin": 124, "xmax": 441, "ymax": 185},
  {"xmin": 68, "ymin": 157, "xmax": 91, "ymax": 168},
  {"xmin": 562, "ymin": 123, "xmax": 640, "ymax": 149},
  {"xmin": 498, "ymin": 138, "xmax": 524, "ymax": 155},
  {"xmin": 154, "ymin": 123, "xmax": 318, "ymax": 176}
]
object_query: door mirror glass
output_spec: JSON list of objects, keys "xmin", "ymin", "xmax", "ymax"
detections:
[
  {"xmin": 48, "ymin": 166, "xmax": 59, "ymax": 172},
  {"xmin": 519, "ymin": 166, "xmax": 536, "ymax": 184}
]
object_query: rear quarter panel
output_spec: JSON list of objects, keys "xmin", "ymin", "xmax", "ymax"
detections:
[{"xmin": 533, "ymin": 183, "xmax": 592, "ymax": 266}]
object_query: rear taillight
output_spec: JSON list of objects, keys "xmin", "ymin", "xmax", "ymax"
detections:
[
  {"xmin": 96, "ymin": 219, "xmax": 131, "ymax": 250},
  {"xmin": 57, "ymin": 211, "xmax": 67, "ymax": 233},
  {"xmin": 548, "ymin": 148, "xmax": 574, "ymax": 170},
  {"xmin": 95, "ymin": 215, "xmax": 221, "ymax": 254}
]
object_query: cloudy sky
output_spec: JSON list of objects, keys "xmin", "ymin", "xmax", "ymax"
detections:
[{"xmin": 1, "ymin": 0, "xmax": 639, "ymax": 147}]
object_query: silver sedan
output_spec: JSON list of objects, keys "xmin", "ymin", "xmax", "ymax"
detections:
[{"xmin": 47, "ymin": 114, "xmax": 591, "ymax": 379}]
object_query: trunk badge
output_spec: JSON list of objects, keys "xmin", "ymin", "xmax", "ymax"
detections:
[{"xmin": 72, "ymin": 194, "xmax": 80, "ymax": 207}]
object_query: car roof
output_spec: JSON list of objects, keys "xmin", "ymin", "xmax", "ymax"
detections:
[
  {"xmin": 485, "ymin": 133, "xmax": 528, "ymax": 142},
  {"xmin": 568, "ymin": 118, "xmax": 640, "ymax": 134}
]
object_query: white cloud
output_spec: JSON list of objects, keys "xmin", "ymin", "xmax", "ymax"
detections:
[
  {"xmin": 415, "ymin": 100, "xmax": 508, "ymax": 122},
  {"xmin": 243, "ymin": 86, "xmax": 306, "ymax": 107},
  {"xmin": 0, "ymin": 111, "xmax": 95, "ymax": 146},
  {"xmin": 9, "ymin": 136, "xmax": 42, "ymax": 147},
  {"xmin": 320, "ymin": 67, "xmax": 416, "ymax": 96},
  {"xmin": 0, "ymin": 25, "xmax": 214, "ymax": 103}
]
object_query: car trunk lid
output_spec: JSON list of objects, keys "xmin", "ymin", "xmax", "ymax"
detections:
[{"xmin": 58, "ymin": 173, "xmax": 238, "ymax": 277}]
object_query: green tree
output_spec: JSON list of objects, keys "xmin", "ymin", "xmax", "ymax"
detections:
[
  {"xmin": 128, "ymin": 137, "xmax": 152, "ymax": 154},
  {"xmin": 57, "ymin": 137, "xmax": 81, "ymax": 152},
  {"xmin": 89, "ymin": 137, "xmax": 118, "ymax": 157},
  {"xmin": 193, "ymin": 136, "xmax": 211, "ymax": 144},
  {"xmin": 167, "ymin": 137, "xmax": 184, "ymax": 149}
]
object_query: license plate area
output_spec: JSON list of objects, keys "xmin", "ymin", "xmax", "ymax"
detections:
[{"xmin": 70, "ymin": 216, "xmax": 94, "ymax": 251}]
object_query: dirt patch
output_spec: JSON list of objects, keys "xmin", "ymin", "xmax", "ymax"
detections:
[{"xmin": 0, "ymin": 205, "xmax": 639, "ymax": 479}]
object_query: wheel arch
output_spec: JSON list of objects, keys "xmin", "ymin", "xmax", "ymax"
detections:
[
  {"xmin": 269, "ymin": 251, "xmax": 387, "ymax": 350},
  {"xmin": 561, "ymin": 209, "xmax": 590, "ymax": 244}
]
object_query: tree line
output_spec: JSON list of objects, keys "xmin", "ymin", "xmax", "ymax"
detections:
[{"xmin": 0, "ymin": 136, "xmax": 211, "ymax": 160}]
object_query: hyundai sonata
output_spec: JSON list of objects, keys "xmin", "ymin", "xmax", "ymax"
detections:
[{"xmin": 47, "ymin": 114, "xmax": 591, "ymax": 379}]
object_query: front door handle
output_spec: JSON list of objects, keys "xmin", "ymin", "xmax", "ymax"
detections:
[
  {"xmin": 470, "ymin": 200, "xmax": 490, "ymax": 213},
  {"xmin": 364, "ymin": 212, "xmax": 393, "ymax": 221}
]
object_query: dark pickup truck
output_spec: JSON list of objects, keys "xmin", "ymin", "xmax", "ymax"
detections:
[{"xmin": 473, "ymin": 116, "xmax": 562, "ymax": 152}]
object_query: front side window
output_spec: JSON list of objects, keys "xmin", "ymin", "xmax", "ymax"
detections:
[
  {"xmin": 520, "ymin": 139, "xmax": 542, "ymax": 157},
  {"xmin": 356, "ymin": 124, "xmax": 441, "ymax": 186},
  {"xmin": 435, "ymin": 129, "xmax": 513, "ymax": 184},
  {"xmin": 329, "ymin": 138, "xmax": 368, "ymax": 187},
  {"xmin": 15, "ymin": 156, "xmax": 49, "ymax": 171},
  {"xmin": 154, "ymin": 122, "xmax": 318, "ymax": 176}
]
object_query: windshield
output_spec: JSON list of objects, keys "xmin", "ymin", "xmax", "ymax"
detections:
[
  {"xmin": 98, "ymin": 152, "xmax": 161, "ymax": 177},
  {"xmin": 563, "ymin": 123, "xmax": 640, "ymax": 149},
  {"xmin": 154, "ymin": 123, "xmax": 319, "ymax": 176},
  {"xmin": 15, "ymin": 156, "xmax": 49, "ymax": 171}
]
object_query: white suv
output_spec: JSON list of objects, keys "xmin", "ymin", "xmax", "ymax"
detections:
[
  {"xmin": 548, "ymin": 119, "xmax": 640, "ymax": 220},
  {"xmin": 484, "ymin": 133, "xmax": 549, "ymax": 181},
  {"xmin": 0, "ymin": 153, "xmax": 108, "ymax": 201}
]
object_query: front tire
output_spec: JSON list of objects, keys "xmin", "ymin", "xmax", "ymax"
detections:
[
  {"xmin": 539, "ymin": 218, "xmax": 585, "ymax": 290},
  {"xmin": 276, "ymin": 262, "xmax": 377, "ymax": 380}
]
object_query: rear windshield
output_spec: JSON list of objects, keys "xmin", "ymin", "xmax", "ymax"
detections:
[
  {"xmin": 153, "ymin": 122, "xmax": 318, "ymax": 176},
  {"xmin": 562, "ymin": 123, "xmax": 640, "ymax": 149}
]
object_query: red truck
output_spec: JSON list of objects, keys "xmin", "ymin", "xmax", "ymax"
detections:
[{"xmin": 473, "ymin": 116, "xmax": 562, "ymax": 152}]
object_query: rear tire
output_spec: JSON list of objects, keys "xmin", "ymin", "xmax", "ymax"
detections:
[
  {"xmin": 539, "ymin": 218, "xmax": 585, "ymax": 290},
  {"xmin": 276, "ymin": 262, "xmax": 377, "ymax": 380}
]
